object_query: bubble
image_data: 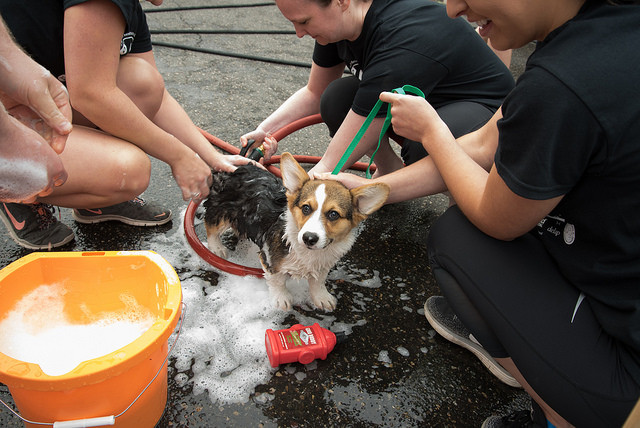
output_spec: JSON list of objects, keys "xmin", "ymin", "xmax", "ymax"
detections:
[
  {"xmin": 0, "ymin": 283, "xmax": 155, "ymax": 376},
  {"xmin": 145, "ymin": 208, "xmax": 377, "ymax": 404},
  {"xmin": 396, "ymin": 346, "xmax": 410, "ymax": 357},
  {"xmin": 378, "ymin": 350, "xmax": 392, "ymax": 364},
  {"xmin": 0, "ymin": 158, "xmax": 49, "ymax": 202}
]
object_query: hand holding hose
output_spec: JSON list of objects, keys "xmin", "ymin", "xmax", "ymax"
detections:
[{"xmin": 239, "ymin": 133, "xmax": 278, "ymax": 161}]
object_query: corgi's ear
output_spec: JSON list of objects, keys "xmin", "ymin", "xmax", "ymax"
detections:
[
  {"xmin": 280, "ymin": 152, "xmax": 309, "ymax": 193},
  {"xmin": 351, "ymin": 183, "xmax": 390, "ymax": 216}
]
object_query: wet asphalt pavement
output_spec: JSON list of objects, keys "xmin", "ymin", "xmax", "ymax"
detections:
[{"xmin": 0, "ymin": 1, "xmax": 536, "ymax": 426}]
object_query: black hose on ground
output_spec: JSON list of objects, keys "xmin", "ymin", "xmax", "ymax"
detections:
[
  {"xmin": 151, "ymin": 41, "xmax": 312, "ymax": 68},
  {"xmin": 146, "ymin": 2, "xmax": 311, "ymax": 67},
  {"xmin": 150, "ymin": 29, "xmax": 295, "ymax": 35},
  {"xmin": 143, "ymin": 2, "xmax": 276, "ymax": 13}
]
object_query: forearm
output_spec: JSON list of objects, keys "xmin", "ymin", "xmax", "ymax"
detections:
[
  {"xmin": 0, "ymin": 21, "xmax": 43, "ymax": 96},
  {"xmin": 73, "ymin": 86, "xmax": 192, "ymax": 164},
  {"xmin": 373, "ymin": 157, "xmax": 445, "ymax": 203},
  {"xmin": 256, "ymin": 62, "xmax": 344, "ymax": 137},
  {"xmin": 0, "ymin": 19, "xmax": 21, "ymax": 75},
  {"xmin": 417, "ymin": 108, "xmax": 502, "ymax": 226},
  {"xmin": 372, "ymin": 120, "xmax": 497, "ymax": 204},
  {"xmin": 151, "ymin": 89, "xmax": 223, "ymax": 166},
  {"xmin": 429, "ymin": 131, "xmax": 488, "ymax": 207},
  {"xmin": 257, "ymin": 86, "xmax": 322, "ymax": 136},
  {"xmin": 315, "ymin": 110, "xmax": 385, "ymax": 173}
]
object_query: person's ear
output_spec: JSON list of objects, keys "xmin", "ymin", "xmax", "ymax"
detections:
[{"xmin": 337, "ymin": 0, "xmax": 350, "ymax": 11}]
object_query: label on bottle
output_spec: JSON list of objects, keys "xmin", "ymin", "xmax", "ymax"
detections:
[{"xmin": 278, "ymin": 327, "xmax": 316, "ymax": 349}]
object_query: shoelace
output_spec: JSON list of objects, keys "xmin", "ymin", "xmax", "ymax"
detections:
[
  {"xmin": 131, "ymin": 196, "xmax": 146, "ymax": 206},
  {"xmin": 31, "ymin": 203, "xmax": 58, "ymax": 230}
]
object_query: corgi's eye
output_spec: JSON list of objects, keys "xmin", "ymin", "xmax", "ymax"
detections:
[
  {"xmin": 301, "ymin": 204, "xmax": 312, "ymax": 216},
  {"xmin": 327, "ymin": 210, "xmax": 340, "ymax": 221}
]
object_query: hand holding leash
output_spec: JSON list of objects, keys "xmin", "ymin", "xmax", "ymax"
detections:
[{"xmin": 332, "ymin": 84, "xmax": 425, "ymax": 178}]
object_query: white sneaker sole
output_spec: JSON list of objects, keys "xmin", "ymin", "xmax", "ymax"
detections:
[{"xmin": 424, "ymin": 299, "xmax": 522, "ymax": 388}]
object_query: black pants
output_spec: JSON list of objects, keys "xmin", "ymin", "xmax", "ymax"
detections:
[
  {"xmin": 427, "ymin": 206, "xmax": 640, "ymax": 428},
  {"xmin": 320, "ymin": 76, "xmax": 495, "ymax": 165}
]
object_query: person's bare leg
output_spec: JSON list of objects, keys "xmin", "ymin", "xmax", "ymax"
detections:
[
  {"xmin": 370, "ymin": 137, "xmax": 404, "ymax": 177},
  {"xmin": 37, "ymin": 125, "xmax": 151, "ymax": 208}
]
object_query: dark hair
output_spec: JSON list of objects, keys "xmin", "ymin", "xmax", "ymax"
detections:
[{"xmin": 607, "ymin": 0, "xmax": 640, "ymax": 4}]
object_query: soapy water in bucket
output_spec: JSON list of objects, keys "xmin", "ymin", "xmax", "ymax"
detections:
[{"xmin": 0, "ymin": 283, "xmax": 155, "ymax": 376}]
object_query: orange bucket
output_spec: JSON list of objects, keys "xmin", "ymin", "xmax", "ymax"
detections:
[{"xmin": 0, "ymin": 251, "xmax": 182, "ymax": 428}]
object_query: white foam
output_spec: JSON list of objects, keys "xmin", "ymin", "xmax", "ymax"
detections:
[
  {"xmin": 0, "ymin": 283, "xmax": 155, "ymax": 376},
  {"xmin": 377, "ymin": 350, "xmax": 392, "ymax": 365},
  {"xmin": 396, "ymin": 346, "xmax": 410, "ymax": 357},
  {"xmin": 0, "ymin": 158, "xmax": 49, "ymax": 202},
  {"xmin": 142, "ymin": 207, "xmax": 398, "ymax": 405}
]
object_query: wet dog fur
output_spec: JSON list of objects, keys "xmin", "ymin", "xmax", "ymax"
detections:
[{"xmin": 203, "ymin": 152, "xmax": 390, "ymax": 311}]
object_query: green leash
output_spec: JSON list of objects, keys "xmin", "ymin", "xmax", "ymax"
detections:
[{"xmin": 331, "ymin": 84, "xmax": 425, "ymax": 178}]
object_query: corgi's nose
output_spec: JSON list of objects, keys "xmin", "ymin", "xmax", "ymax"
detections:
[{"xmin": 302, "ymin": 232, "xmax": 319, "ymax": 248}]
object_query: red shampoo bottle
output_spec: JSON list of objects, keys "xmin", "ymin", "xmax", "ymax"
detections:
[{"xmin": 265, "ymin": 323, "xmax": 346, "ymax": 368}]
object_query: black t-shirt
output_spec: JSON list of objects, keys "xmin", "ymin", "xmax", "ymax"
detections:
[
  {"xmin": 0, "ymin": 0, "xmax": 151, "ymax": 82},
  {"xmin": 312, "ymin": 0, "xmax": 514, "ymax": 117},
  {"xmin": 495, "ymin": 1, "xmax": 640, "ymax": 352}
]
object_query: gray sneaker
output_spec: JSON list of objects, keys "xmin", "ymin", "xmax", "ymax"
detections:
[
  {"xmin": 482, "ymin": 400, "xmax": 547, "ymax": 428},
  {"xmin": 72, "ymin": 197, "xmax": 171, "ymax": 226},
  {"xmin": 424, "ymin": 296, "xmax": 521, "ymax": 388},
  {"xmin": 0, "ymin": 202, "xmax": 75, "ymax": 250},
  {"xmin": 481, "ymin": 409, "xmax": 542, "ymax": 428}
]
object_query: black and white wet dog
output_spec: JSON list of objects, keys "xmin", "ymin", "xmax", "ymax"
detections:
[{"xmin": 203, "ymin": 152, "xmax": 389, "ymax": 311}]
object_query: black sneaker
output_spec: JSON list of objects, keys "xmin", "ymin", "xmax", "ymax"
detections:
[
  {"xmin": 0, "ymin": 202, "xmax": 75, "ymax": 250},
  {"xmin": 72, "ymin": 197, "xmax": 171, "ymax": 226},
  {"xmin": 482, "ymin": 401, "xmax": 548, "ymax": 428},
  {"xmin": 424, "ymin": 296, "xmax": 521, "ymax": 388}
]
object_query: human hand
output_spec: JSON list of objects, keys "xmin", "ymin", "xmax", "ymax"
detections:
[
  {"xmin": 240, "ymin": 131, "xmax": 278, "ymax": 161},
  {"xmin": 379, "ymin": 92, "xmax": 446, "ymax": 145},
  {"xmin": 0, "ymin": 64, "xmax": 72, "ymax": 155},
  {"xmin": 210, "ymin": 154, "xmax": 266, "ymax": 173},
  {"xmin": 170, "ymin": 150, "xmax": 214, "ymax": 202},
  {"xmin": 240, "ymin": 128, "xmax": 268, "ymax": 152},
  {"xmin": 311, "ymin": 171, "xmax": 370, "ymax": 189},
  {"xmin": 180, "ymin": 149, "xmax": 267, "ymax": 201},
  {"xmin": 261, "ymin": 135, "xmax": 278, "ymax": 160},
  {"xmin": 307, "ymin": 159, "xmax": 333, "ymax": 178},
  {"xmin": 0, "ymin": 110, "xmax": 67, "ymax": 203}
]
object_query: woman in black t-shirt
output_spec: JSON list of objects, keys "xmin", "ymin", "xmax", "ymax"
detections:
[
  {"xmin": 0, "ymin": 0, "xmax": 259, "ymax": 250},
  {"xmin": 329, "ymin": 0, "xmax": 640, "ymax": 426},
  {"xmin": 241, "ymin": 0, "xmax": 514, "ymax": 179}
]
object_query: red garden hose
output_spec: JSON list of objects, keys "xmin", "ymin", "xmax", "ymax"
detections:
[{"xmin": 184, "ymin": 114, "xmax": 375, "ymax": 276}]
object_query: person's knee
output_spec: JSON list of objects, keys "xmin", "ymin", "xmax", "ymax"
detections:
[
  {"xmin": 116, "ymin": 56, "xmax": 165, "ymax": 119},
  {"xmin": 400, "ymin": 139, "xmax": 427, "ymax": 165},
  {"xmin": 427, "ymin": 205, "xmax": 465, "ymax": 260},
  {"xmin": 113, "ymin": 149, "xmax": 151, "ymax": 198}
]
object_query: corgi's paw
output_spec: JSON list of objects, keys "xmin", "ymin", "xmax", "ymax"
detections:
[
  {"xmin": 310, "ymin": 288, "xmax": 337, "ymax": 312},
  {"xmin": 206, "ymin": 237, "xmax": 228, "ymax": 259},
  {"xmin": 271, "ymin": 289, "xmax": 294, "ymax": 311}
]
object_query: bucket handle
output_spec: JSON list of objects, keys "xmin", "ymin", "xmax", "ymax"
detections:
[{"xmin": 0, "ymin": 302, "xmax": 186, "ymax": 428}]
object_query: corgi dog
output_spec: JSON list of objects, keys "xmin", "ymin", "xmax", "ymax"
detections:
[{"xmin": 203, "ymin": 152, "xmax": 389, "ymax": 311}]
